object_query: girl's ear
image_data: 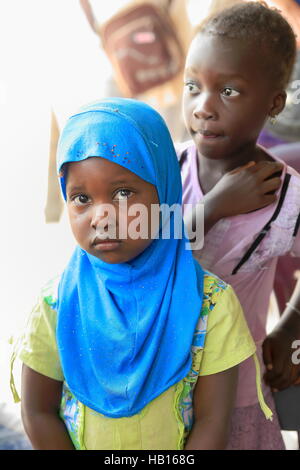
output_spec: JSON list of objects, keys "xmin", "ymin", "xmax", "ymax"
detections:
[{"xmin": 269, "ymin": 91, "xmax": 287, "ymax": 118}]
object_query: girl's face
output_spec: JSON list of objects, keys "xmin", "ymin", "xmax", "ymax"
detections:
[
  {"xmin": 183, "ymin": 34, "xmax": 285, "ymax": 159},
  {"xmin": 66, "ymin": 157, "xmax": 159, "ymax": 264}
]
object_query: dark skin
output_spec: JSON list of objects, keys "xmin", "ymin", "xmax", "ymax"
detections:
[
  {"xmin": 21, "ymin": 366, "xmax": 74, "ymax": 450},
  {"xmin": 66, "ymin": 157, "xmax": 159, "ymax": 264},
  {"xmin": 22, "ymin": 157, "xmax": 238, "ymax": 450},
  {"xmin": 183, "ymin": 35, "xmax": 285, "ymax": 189},
  {"xmin": 263, "ymin": 278, "xmax": 300, "ymax": 390},
  {"xmin": 183, "ymin": 33, "xmax": 300, "ymax": 391},
  {"xmin": 182, "ymin": 34, "xmax": 285, "ymax": 235},
  {"xmin": 185, "ymin": 366, "xmax": 238, "ymax": 450},
  {"xmin": 184, "ymin": 160, "xmax": 284, "ymax": 237},
  {"xmin": 22, "ymin": 364, "xmax": 238, "ymax": 450}
]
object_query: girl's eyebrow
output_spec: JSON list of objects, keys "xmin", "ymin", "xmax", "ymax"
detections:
[
  {"xmin": 185, "ymin": 66, "xmax": 247, "ymax": 82},
  {"xmin": 110, "ymin": 179, "xmax": 140, "ymax": 186},
  {"xmin": 216, "ymin": 73, "xmax": 248, "ymax": 82},
  {"xmin": 66, "ymin": 185, "xmax": 85, "ymax": 193}
]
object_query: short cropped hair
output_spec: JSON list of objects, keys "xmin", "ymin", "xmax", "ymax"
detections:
[{"xmin": 196, "ymin": 1, "xmax": 297, "ymax": 88}]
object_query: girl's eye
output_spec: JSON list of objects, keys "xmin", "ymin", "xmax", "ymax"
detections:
[
  {"xmin": 114, "ymin": 189, "xmax": 133, "ymax": 201},
  {"xmin": 221, "ymin": 87, "xmax": 240, "ymax": 97},
  {"xmin": 73, "ymin": 194, "xmax": 90, "ymax": 206},
  {"xmin": 184, "ymin": 82, "xmax": 201, "ymax": 95}
]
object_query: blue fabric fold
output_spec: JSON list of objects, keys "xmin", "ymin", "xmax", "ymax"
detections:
[{"xmin": 56, "ymin": 98, "xmax": 204, "ymax": 417}]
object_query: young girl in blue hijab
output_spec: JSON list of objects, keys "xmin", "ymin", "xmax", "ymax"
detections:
[{"xmin": 13, "ymin": 98, "xmax": 267, "ymax": 450}]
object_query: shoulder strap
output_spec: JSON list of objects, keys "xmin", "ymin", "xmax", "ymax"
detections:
[
  {"xmin": 178, "ymin": 148, "xmax": 188, "ymax": 169},
  {"xmin": 232, "ymin": 173, "xmax": 291, "ymax": 275},
  {"xmin": 293, "ymin": 211, "xmax": 300, "ymax": 237}
]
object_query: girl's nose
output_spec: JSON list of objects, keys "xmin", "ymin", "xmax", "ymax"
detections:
[
  {"xmin": 90, "ymin": 203, "xmax": 116, "ymax": 232},
  {"xmin": 193, "ymin": 93, "xmax": 216, "ymax": 120}
]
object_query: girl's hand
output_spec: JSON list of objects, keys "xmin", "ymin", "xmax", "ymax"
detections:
[
  {"xmin": 205, "ymin": 161, "xmax": 283, "ymax": 221},
  {"xmin": 262, "ymin": 326, "xmax": 300, "ymax": 391},
  {"xmin": 21, "ymin": 365, "xmax": 75, "ymax": 450},
  {"xmin": 200, "ymin": 161, "xmax": 283, "ymax": 236}
]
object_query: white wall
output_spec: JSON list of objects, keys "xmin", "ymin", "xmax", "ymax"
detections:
[{"xmin": 0, "ymin": 0, "xmax": 113, "ymax": 338}]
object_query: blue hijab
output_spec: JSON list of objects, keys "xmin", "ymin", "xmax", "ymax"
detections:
[{"xmin": 56, "ymin": 98, "xmax": 204, "ymax": 418}]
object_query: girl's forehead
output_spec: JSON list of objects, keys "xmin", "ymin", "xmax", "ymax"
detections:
[
  {"xmin": 188, "ymin": 34, "xmax": 246, "ymax": 63},
  {"xmin": 185, "ymin": 33, "xmax": 263, "ymax": 81}
]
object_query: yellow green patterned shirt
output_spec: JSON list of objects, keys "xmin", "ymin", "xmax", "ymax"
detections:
[{"xmin": 12, "ymin": 273, "xmax": 265, "ymax": 450}]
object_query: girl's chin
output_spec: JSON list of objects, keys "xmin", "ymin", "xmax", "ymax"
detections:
[
  {"xmin": 194, "ymin": 138, "xmax": 232, "ymax": 159},
  {"xmin": 196, "ymin": 145, "xmax": 227, "ymax": 160},
  {"xmin": 86, "ymin": 246, "xmax": 142, "ymax": 265}
]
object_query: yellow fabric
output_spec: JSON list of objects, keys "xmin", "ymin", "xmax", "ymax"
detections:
[
  {"xmin": 17, "ymin": 280, "xmax": 255, "ymax": 382},
  {"xmin": 13, "ymin": 274, "xmax": 263, "ymax": 449},
  {"xmin": 197, "ymin": 284, "xmax": 256, "ymax": 376},
  {"xmin": 253, "ymin": 353, "xmax": 273, "ymax": 421},
  {"xmin": 84, "ymin": 385, "xmax": 181, "ymax": 450},
  {"xmin": 18, "ymin": 298, "xmax": 64, "ymax": 382}
]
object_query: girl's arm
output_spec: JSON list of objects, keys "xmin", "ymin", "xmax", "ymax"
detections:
[
  {"xmin": 21, "ymin": 364, "xmax": 75, "ymax": 450},
  {"xmin": 184, "ymin": 161, "xmax": 283, "ymax": 238},
  {"xmin": 185, "ymin": 365, "xmax": 238, "ymax": 450},
  {"xmin": 263, "ymin": 278, "xmax": 300, "ymax": 391}
]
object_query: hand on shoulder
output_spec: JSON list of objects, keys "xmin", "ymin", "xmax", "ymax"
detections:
[{"xmin": 204, "ymin": 160, "xmax": 284, "ymax": 221}]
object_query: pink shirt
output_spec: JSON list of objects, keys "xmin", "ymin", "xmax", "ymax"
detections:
[{"xmin": 178, "ymin": 141, "xmax": 300, "ymax": 407}]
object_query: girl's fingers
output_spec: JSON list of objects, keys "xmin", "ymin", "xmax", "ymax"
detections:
[
  {"xmin": 229, "ymin": 161, "xmax": 282, "ymax": 179},
  {"xmin": 290, "ymin": 366, "xmax": 300, "ymax": 385},
  {"xmin": 265, "ymin": 363, "xmax": 290, "ymax": 389},
  {"xmin": 262, "ymin": 338, "xmax": 273, "ymax": 370},
  {"xmin": 262, "ymin": 177, "xmax": 282, "ymax": 194},
  {"xmin": 269, "ymin": 372, "xmax": 294, "ymax": 391},
  {"xmin": 256, "ymin": 162, "xmax": 283, "ymax": 181},
  {"xmin": 265, "ymin": 354, "xmax": 294, "ymax": 390}
]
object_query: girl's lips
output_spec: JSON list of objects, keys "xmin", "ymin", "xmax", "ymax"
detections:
[
  {"xmin": 192, "ymin": 128, "xmax": 224, "ymax": 139},
  {"xmin": 92, "ymin": 240, "xmax": 122, "ymax": 252},
  {"xmin": 92, "ymin": 238, "xmax": 122, "ymax": 252},
  {"xmin": 200, "ymin": 129, "xmax": 223, "ymax": 138},
  {"xmin": 201, "ymin": 134, "xmax": 219, "ymax": 139},
  {"xmin": 197, "ymin": 131, "xmax": 224, "ymax": 141}
]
